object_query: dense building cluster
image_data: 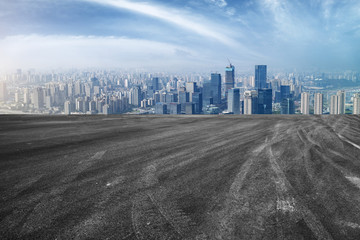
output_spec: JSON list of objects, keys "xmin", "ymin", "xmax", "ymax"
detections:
[{"xmin": 0, "ymin": 67, "xmax": 360, "ymax": 115}]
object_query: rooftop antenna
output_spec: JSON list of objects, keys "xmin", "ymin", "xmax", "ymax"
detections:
[{"xmin": 227, "ymin": 58, "xmax": 232, "ymax": 66}]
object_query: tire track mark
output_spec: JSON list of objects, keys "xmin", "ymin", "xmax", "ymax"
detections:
[
  {"xmin": 214, "ymin": 123, "xmax": 284, "ymax": 239},
  {"xmin": 268, "ymin": 142, "xmax": 334, "ymax": 240},
  {"xmin": 19, "ymin": 150, "xmax": 107, "ymax": 235},
  {"xmin": 131, "ymin": 163, "xmax": 196, "ymax": 239}
]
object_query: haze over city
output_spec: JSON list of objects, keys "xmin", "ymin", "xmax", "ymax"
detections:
[{"xmin": 1, "ymin": 0, "xmax": 360, "ymax": 72}]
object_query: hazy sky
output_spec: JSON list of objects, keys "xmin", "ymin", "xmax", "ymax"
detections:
[{"xmin": 0, "ymin": 0, "xmax": 359, "ymax": 72}]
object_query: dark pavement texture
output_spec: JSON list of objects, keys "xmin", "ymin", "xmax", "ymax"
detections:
[{"xmin": 1, "ymin": 115, "xmax": 360, "ymax": 239}]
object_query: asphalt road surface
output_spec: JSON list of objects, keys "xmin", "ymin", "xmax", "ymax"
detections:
[{"xmin": 1, "ymin": 115, "xmax": 360, "ymax": 240}]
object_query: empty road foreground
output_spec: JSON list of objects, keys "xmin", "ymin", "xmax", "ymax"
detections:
[{"xmin": 1, "ymin": 115, "xmax": 360, "ymax": 240}]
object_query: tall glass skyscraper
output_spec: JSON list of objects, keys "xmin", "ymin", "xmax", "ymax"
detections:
[
  {"xmin": 152, "ymin": 77, "xmax": 159, "ymax": 91},
  {"xmin": 281, "ymin": 98, "xmax": 295, "ymax": 114},
  {"xmin": 225, "ymin": 64, "xmax": 235, "ymax": 94},
  {"xmin": 227, "ymin": 88, "xmax": 240, "ymax": 114},
  {"xmin": 210, "ymin": 73, "xmax": 221, "ymax": 104},
  {"xmin": 255, "ymin": 65, "xmax": 267, "ymax": 89},
  {"xmin": 202, "ymin": 80, "xmax": 213, "ymax": 107},
  {"xmin": 258, "ymin": 89, "xmax": 272, "ymax": 114}
]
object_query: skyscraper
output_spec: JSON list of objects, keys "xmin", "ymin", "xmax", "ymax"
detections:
[
  {"xmin": 281, "ymin": 98, "xmax": 295, "ymax": 114},
  {"xmin": 301, "ymin": 92, "xmax": 310, "ymax": 115},
  {"xmin": 258, "ymin": 89, "xmax": 272, "ymax": 114},
  {"xmin": 178, "ymin": 90, "xmax": 189, "ymax": 113},
  {"xmin": 0, "ymin": 82, "xmax": 7, "ymax": 102},
  {"xmin": 280, "ymin": 85, "xmax": 291, "ymax": 100},
  {"xmin": 155, "ymin": 102, "xmax": 167, "ymax": 114},
  {"xmin": 64, "ymin": 101, "xmax": 71, "ymax": 115},
  {"xmin": 210, "ymin": 73, "xmax": 221, "ymax": 104},
  {"xmin": 330, "ymin": 95, "xmax": 339, "ymax": 114},
  {"xmin": 131, "ymin": 86, "xmax": 142, "ymax": 107},
  {"xmin": 203, "ymin": 73, "xmax": 221, "ymax": 108},
  {"xmin": 169, "ymin": 103, "xmax": 181, "ymax": 115},
  {"xmin": 74, "ymin": 81, "xmax": 82, "ymax": 96},
  {"xmin": 32, "ymin": 87, "xmax": 44, "ymax": 109},
  {"xmin": 192, "ymin": 92, "xmax": 203, "ymax": 114},
  {"xmin": 186, "ymin": 82, "xmax": 197, "ymax": 94},
  {"xmin": 337, "ymin": 90, "xmax": 346, "ymax": 114},
  {"xmin": 225, "ymin": 64, "xmax": 235, "ymax": 94},
  {"xmin": 186, "ymin": 82, "xmax": 197, "ymax": 102},
  {"xmin": 184, "ymin": 103, "xmax": 195, "ymax": 114},
  {"xmin": 227, "ymin": 88, "xmax": 240, "ymax": 114},
  {"xmin": 243, "ymin": 90, "xmax": 258, "ymax": 115},
  {"xmin": 103, "ymin": 104, "xmax": 112, "ymax": 115},
  {"xmin": 152, "ymin": 77, "xmax": 159, "ymax": 91},
  {"xmin": 255, "ymin": 65, "xmax": 267, "ymax": 89},
  {"xmin": 24, "ymin": 88, "xmax": 30, "ymax": 104},
  {"xmin": 202, "ymin": 80, "xmax": 213, "ymax": 107},
  {"xmin": 243, "ymin": 91, "xmax": 252, "ymax": 115},
  {"xmin": 330, "ymin": 91, "xmax": 346, "ymax": 114},
  {"xmin": 353, "ymin": 93, "xmax": 360, "ymax": 114},
  {"xmin": 314, "ymin": 93, "xmax": 323, "ymax": 115}
]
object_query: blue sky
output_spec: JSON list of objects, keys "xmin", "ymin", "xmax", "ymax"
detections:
[{"xmin": 0, "ymin": 0, "xmax": 359, "ymax": 72}]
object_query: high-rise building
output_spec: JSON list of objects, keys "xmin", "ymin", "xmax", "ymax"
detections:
[
  {"xmin": 0, "ymin": 82, "xmax": 7, "ymax": 102},
  {"xmin": 210, "ymin": 73, "xmax": 221, "ymax": 104},
  {"xmin": 74, "ymin": 81, "xmax": 82, "ymax": 96},
  {"xmin": 155, "ymin": 102, "xmax": 167, "ymax": 114},
  {"xmin": 186, "ymin": 82, "xmax": 197, "ymax": 102},
  {"xmin": 184, "ymin": 103, "xmax": 195, "ymax": 114},
  {"xmin": 227, "ymin": 88, "xmax": 240, "ymax": 114},
  {"xmin": 169, "ymin": 103, "xmax": 181, "ymax": 115},
  {"xmin": 281, "ymin": 98, "xmax": 295, "ymax": 114},
  {"xmin": 244, "ymin": 91, "xmax": 252, "ymax": 115},
  {"xmin": 24, "ymin": 88, "xmax": 31, "ymax": 104},
  {"xmin": 225, "ymin": 64, "xmax": 235, "ymax": 94},
  {"xmin": 203, "ymin": 74, "xmax": 221, "ymax": 109},
  {"xmin": 243, "ymin": 90, "xmax": 258, "ymax": 115},
  {"xmin": 14, "ymin": 91, "xmax": 20, "ymax": 103},
  {"xmin": 330, "ymin": 95, "xmax": 339, "ymax": 114},
  {"xmin": 32, "ymin": 87, "xmax": 44, "ymax": 109},
  {"xmin": 353, "ymin": 93, "xmax": 360, "ymax": 114},
  {"xmin": 202, "ymin": 80, "xmax": 213, "ymax": 107},
  {"xmin": 330, "ymin": 91, "xmax": 346, "ymax": 114},
  {"xmin": 131, "ymin": 86, "xmax": 142, "ymax": 107},
  {"xmin": 45, "ymin": 95, "xmax": 52, "ymax": 109},
  {"xmin": 314, "ymin": 93, "xmax": 323, "ymax": 115},
  {"xmin": 103, "ymin": 104, "xmax": 112, "ymax": 115},
  {"xmin": 255, "ymin": 65, "xmax": 267, "ymax": 89},
  {"xmin": 178, "ymin": 91, "xmax": 189, "ymax": 103},
  {"xmin": 64, "ymin": 101, "xmax": 71, "ymax": 115},
  {"xmin": 301, "ymin": 92, "xmax": 310, "ymax": 115},
  {"xmin": 89, "ymin": 100, "xmax": 97, "ymax": 113},
  {"xmin": 192, "ymin": 92, "xmax": 203, "ymax": 114},
  {"xmin": 186, "ymin": 82, "xmax": 197, "ymax": 94},
  {"xmin": 152, "ymin": 77, "xmax": 159, "ymax": 91},
  {"xmin": 165, "ymin": 92, "xmax": 177, "ymax": 103},
  {"xmin": 178, "ymin": 90, "xmax": 189, "ymax": 113},
  {"xmin": 76, "ymin": 97, "xmax": 84, "ymax": 112},
  {"xmin": 337, "ymin": 90, "xmax": 346, "ymax": 114},
  {"xmin": 280, "ymin": 85, "xmax": 291, "ymax": 100},
  {"xmin": 258, "ymin": 89, "xmax": 272, "ymax": 114}
]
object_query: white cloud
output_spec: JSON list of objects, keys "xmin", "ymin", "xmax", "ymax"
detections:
[
  {"xmin": 226, "ymin": 7, "xmax": 236, "ymax": 16},
  {"xmin": 322, "ymin": 0, "xmax": 334, "ymax": 19},
  {"xmin": 0, "ymin": 35, "xmax": 204, "ymax": 71},
  {"xmin": 261, "ymin": 0, "xmax": 316, "ymax": 41},
  {"xmin": 83, "ymin": 0, "xmax": 235, "ymax": 46},
  {"xmin": 206, "ymin": 0, "xmax": 227, "ymax": 8}
]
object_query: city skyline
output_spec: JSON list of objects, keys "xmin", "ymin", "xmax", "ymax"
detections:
[
  {"xmin": 0, "ymin": 0, "xmax": 360, "ymax": 72},
  {"xmin": 2, "ymin": 62, "xmax": 360, "ymax": 116}
]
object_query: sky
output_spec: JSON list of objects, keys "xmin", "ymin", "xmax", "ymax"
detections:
[{"xmin": 0, "ymin": 0, "xmax": 359, "ymax": 72}]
